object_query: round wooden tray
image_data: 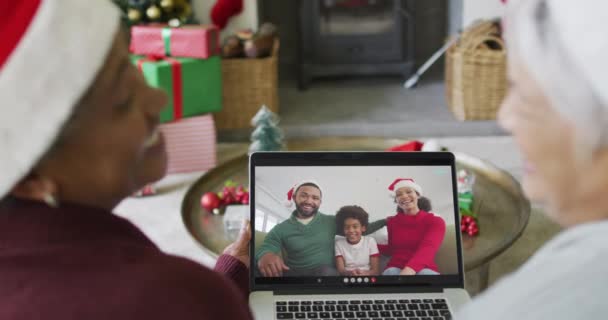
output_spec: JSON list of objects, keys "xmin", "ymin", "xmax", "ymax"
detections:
[{"xmin": 181, "ymin": 137, "xmax": 530, "ymax": 271}]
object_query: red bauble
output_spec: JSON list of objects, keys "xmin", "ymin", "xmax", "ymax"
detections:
[
  {"xmin": 201, "ymin": 192, "xmax": 221, "ymax": 212},
  {"xmin": 222, "ymin": 186, "xmax": 236, "ymax": 197},
  {"xmin": 240, "ymin": 192, "xmax": 249, "ymax": 204},
  {"xmin": 235, "ymin": 185, "xmax": 247, "ymax": 202}
]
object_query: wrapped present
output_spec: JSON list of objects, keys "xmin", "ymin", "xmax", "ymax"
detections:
[
  {"xmin": 131, "ymin": 55, "xmax": 222, "ymax": 123},
  {"xmin": 130, "ymin": 25, "xmax": 220, "ymax": 59},
  {"xmin": 160, "ymin": 114, "xmax": 217, "ymax": 173}
]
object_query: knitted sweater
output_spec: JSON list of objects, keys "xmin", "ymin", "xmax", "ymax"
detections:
[
  {"xmin": 0, "ymin": 197, "xmax": 252, "ymax": 320},
  {"xmin": 456, "ymin": 220, "xmax": 608, "ymax": 320},
  {"xmin": 378, "ymin": 210, "xmax": 446, "ymax": 272},
  {"xmin": 256, "ymin": 211, "xmax": 386, "ymax": 270}
]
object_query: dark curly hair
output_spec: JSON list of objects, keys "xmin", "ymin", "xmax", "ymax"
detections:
[{"xmin": 335, "ymin": 205, "xmax": 369, "ymax": 236}]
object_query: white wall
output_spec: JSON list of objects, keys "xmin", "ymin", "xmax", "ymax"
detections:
[
  {"xmin": 192, "ymin": 0, "xmax": 258, "ymax": 40},
  {"xmin": 449, "ymin": 0, "xmax": 506, "ymax": 34},
  {"xmin": 463, "ymin": 0, "xmax": 505, "ymax": 28},
  {"xmin": 254, "ymin": 165, "xmax": 456, "ymax": 226}
]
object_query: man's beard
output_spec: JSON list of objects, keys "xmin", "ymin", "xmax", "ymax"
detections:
[{"xmin": 295, "ymin": 203, "xmax": 318, "ymax": 218}]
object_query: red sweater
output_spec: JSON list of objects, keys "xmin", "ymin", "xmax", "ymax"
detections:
[
  {"xmin": 0, "ymin": 197, "xmax": 252, "ymax": 320},
  {"xmin": 377, "ymin": 210, "xmax": 446, "ymax": 273}
]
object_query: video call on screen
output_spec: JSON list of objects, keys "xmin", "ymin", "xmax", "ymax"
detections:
[{"xmin": 253, "ymin": 165, "xmax": 459, "ymax": 279}]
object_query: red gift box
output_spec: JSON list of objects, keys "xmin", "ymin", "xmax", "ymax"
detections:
[
  {"xmin": 130, "ymin": 25, "xmax": 220, "ymax": 59},
  {"xmin": 160, "ymin": 114, "xmax": 217, "ymax": 173}
]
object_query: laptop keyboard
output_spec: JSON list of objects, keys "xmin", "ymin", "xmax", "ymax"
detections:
[{"xmin": 275, "ymin": 298, "xmax": 451, "ymax": 320}]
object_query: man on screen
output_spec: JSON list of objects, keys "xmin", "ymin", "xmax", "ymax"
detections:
[{"xmin": 256, "ymin": 180, "xmax": 386, "ymax": 277}]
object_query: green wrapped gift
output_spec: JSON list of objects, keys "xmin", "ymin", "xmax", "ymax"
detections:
[
  {"xmin": 458, "ymin": 192, "xmax": 473, "ymax": 212},
  {"xmin": 130, "ymin": 55, "xmax": 222, "ymax": 123}
]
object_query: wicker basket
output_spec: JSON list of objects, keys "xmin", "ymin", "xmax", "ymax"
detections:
[
  {"xmin": 214, "ymin": 40, "xmax": 280, "ymax": 130},
  {"xmin": 445, "ymin": 22, "xmax": 507, "ymax": 120}
]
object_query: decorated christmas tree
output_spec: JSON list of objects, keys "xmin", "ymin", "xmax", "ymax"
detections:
[
  {"xmin": 249, "ymin": 105, "xmax": 285, "ymax": 154},
  {"xmin": 112, "ymin": 0, "xmax": 197, "ymax": 27}
]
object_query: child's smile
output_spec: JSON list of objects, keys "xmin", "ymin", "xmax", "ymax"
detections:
[{"xmin": 343, "ymin": 217, "xmax": 366, "ymax": 244}]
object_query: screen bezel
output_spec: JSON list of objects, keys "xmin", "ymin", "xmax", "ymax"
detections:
[{"xmin": 249, "ymin": 151, "xmax": 465, "ymax": 292}]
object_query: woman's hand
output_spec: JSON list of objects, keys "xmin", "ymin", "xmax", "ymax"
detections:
[
  {"xmin": 400, "ymin": 267, "xmax": 416, "ymax": 276},
  {"xmin": 223, "ymin": 220, "xmax": 251, "ymax": 268}
]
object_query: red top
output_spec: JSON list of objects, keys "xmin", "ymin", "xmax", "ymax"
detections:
[
  {"xmin": 378, "ymin": 210, "xmax": 446, "ymax": 273},
  {"xmin": 0, "ymin": 197, "xmax": 252, "ymax": 320}
]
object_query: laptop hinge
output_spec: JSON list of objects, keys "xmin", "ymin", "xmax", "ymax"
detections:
[{"xmin": 275, "ymin": 286, "xmax": 442, "ymax": 296}]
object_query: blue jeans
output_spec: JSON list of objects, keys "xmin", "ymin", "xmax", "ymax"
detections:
[{"xmin": 382, "ymin": 267, "xmax": 439, "ymax": 276}]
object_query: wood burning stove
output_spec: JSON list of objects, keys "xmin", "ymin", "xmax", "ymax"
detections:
[{"xmin": 298, "ymin": 0, "xmax": 415, "ymax": 89}]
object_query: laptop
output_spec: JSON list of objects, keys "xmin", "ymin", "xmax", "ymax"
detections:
[{"xmin": 249, "ymin": 151, "xmax": 471, "ymax": 320}]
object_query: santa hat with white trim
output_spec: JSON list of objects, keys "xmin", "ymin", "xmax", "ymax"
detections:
[
  {"xmin": 388, "ymin": 178, "xmax": 423, "ymax": 197},
  {"xmin": 285, "ymin": 180, "xmax": 322, "ymax": 207},
  {"xmin": 0, "ymin": 0, "xmax": 120, "ymax": 197}
]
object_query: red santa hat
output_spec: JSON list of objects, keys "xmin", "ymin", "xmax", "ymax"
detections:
[
  {"xmin": 285, "ymin": 180, "xmax": 322, "ymax": 207},
  {"xmin": 0, "ymin": 0, "xmax": 120, "ymax": 197},
  {"xmin": 388, "ymin": 178, "xmax": 423, "ymax": 196}
]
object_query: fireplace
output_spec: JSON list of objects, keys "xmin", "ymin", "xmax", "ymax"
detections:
[{"xmin": 298, "ymin": 0, "xmax": 415, "ymax": 89}]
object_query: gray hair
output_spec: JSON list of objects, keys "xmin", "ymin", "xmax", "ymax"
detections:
[{"xmin": 506, "ymin": 0, "xmax": 608, "ymax": 161}]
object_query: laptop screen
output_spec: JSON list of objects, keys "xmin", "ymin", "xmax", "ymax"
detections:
[{"xmin": 250, "ymin": 152, "xmax": 464, "ymax": 290}]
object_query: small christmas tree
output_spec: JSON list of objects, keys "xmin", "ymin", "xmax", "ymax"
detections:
[{"xmin": 249, "ymin": 105, "xmax": 285, "ymax": 154}]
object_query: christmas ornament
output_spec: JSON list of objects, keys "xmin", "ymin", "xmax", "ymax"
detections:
[
  {"xmin": 457, "ymin": 169, "xmax": 479, "ymax": 236},
  {"xmin": 457, "ymin": 169, "xmax": 475, "ymax": 194},
  {"xmin": 179, "ymin": 3, "xmax": 192, "ymax": 20},
  {"xmin": 201, "ymin": 192, "xmax": 222, "ymax": 214},
  {"xmin": 460, "ymin": 210, "xmax": 480, "ymax": 236},
  {"xmin": 160, "ymin": 0, "xmax": 175, "ymax": 10},
  {"xmin": 127, "ymin": 8, "xmax": 142, "ymax": 23},
  {"xmin": 116, "ymin": 0, "xmax": 196, "ymax": 26},
  {"xmin": 222, "ymin": 35, "xmax": 244, "ymax": 58},
  {"xmin": 217, "ymin": 180, "xmax": 249, "ymax": 212},
  {"xmin": 249, "ymin": 105, "xmax": 285, "ymax": 153},
  {"xmin": 146, "ymin": 4, "xmax": 162, "ymax": 21},
  {"xmin": 168, "ymin": 18, "xmax": 181, "ymax": 27},
  {"xmin": 211, "ymin": 0, "xmax": 243, "ymax": 29}
]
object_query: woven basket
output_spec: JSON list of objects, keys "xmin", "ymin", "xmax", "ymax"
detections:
[
  {"xmin": 445, "ymin": 22, "xmax": 507, "ymax": 121},
  {"xmin": 214, "ymin": 40, "xmax": 280, "ymax": 130}
]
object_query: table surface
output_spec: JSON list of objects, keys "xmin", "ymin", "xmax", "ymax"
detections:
[
  {"xmin": 181, "ymin": 137, "xmax": 531, "ymax": 271},
  {"xmin": 114, "ymin": 142, "xmax": 248, "ymax": 268}
]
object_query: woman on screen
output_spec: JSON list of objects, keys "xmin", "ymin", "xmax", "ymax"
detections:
[{"xmin": 379, "ymin": 178, "xmax": 446, "ymax": 276}]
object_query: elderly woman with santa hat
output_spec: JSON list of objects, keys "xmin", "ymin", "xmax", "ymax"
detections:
[
  {"xmin": 455, "ymin": 0, "xmax": 608, "ymax": 319},
  {"xmin": 0, "ymin": 1, "xmax": 251, "ymax": 319},
  {"xmin": 379, "ymin": 178, "xmax": 446, "ymax": 276}
]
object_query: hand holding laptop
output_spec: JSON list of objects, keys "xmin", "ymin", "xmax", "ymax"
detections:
[{"xmin": 222, "ymin": 219, "xmax": 252, "ymax": 268}]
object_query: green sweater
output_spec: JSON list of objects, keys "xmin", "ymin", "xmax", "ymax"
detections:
[{"xmin": 255, "ymin": 211, "xmax": 386, "ymax": 271}]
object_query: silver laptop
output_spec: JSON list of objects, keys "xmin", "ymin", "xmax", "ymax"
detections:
[{"xmin": 249, "ymin": 152, "xmax": 470, "ymax": 320}]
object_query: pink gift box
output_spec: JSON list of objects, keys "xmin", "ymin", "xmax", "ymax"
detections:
[
  {"xmin": 130, "ymin": 25, "xmax": 220, "ymax": 59},
  {"xmin": 160, "ymin": 114, "xmax": 217, "ymax": 173}
]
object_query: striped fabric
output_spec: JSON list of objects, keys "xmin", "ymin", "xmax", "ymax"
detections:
[{"xmin": 160, "ymin": 114, "xmax": 217, "ymax": 173}]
